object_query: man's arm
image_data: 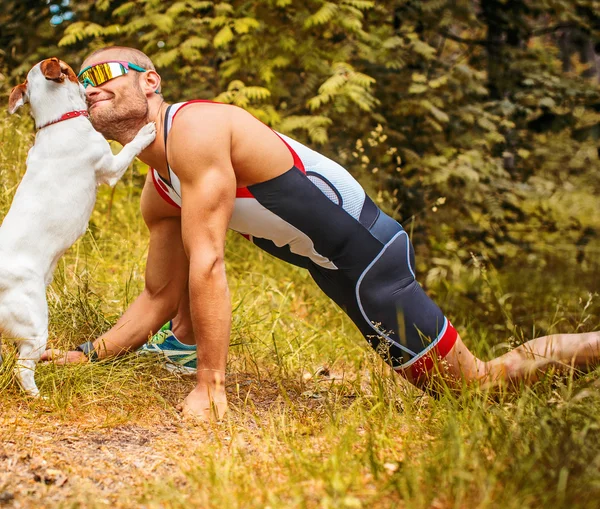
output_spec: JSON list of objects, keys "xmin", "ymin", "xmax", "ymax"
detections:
[
  {"xmin": 42, "ymin": 174, "xmax": 189, "ymax": 363},
  {"xmin": 95, "ymin": 213, "xmax": 189, "ymax": 358},
  {"xmin": 167, "ymin": 105, "xmax": 236, "ymax": 417}
]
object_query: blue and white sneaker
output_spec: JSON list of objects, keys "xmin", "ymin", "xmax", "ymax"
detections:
[{"xmin": 139, "ymin": 321, "xmax": 197, "ymax": 374}]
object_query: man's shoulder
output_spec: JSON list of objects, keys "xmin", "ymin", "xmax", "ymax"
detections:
[
  {"xmin": 171, "ymin": 100, "xmax": 238, "ymax": 131},
  {"xmin": 168, "ymin": 102, "xmax": 238, "ymax": 172}
]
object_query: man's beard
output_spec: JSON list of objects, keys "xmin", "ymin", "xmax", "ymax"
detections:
[{"xmin": 89, "ymin": 86, "xmax": 149, "ymax": 144}]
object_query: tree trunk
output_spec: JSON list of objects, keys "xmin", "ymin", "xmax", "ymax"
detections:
[{"xmin": 481, "ymin": 0, "xmax": 505, "ymax": 99}]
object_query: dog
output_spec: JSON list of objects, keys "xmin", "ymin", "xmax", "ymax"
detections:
[{"xmin": 1, "ymin": 57, "xmax": 156, "ymax": 396}]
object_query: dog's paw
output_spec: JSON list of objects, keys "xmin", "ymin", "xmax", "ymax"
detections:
[
  {"xmin": 23, "ymin": 386, "xmax": 40, "ymax": 398},
  {"xmin": 133, "ymin": 121, "xmax": 157, "ymax": 151}
]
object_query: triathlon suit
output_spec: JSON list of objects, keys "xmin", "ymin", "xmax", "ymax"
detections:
[{"xmin": 151, "ymin": 101, "xmax": 458, "ymax": 379}]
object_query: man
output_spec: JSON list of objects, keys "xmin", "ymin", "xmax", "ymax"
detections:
[{"xmin": 42, "ymin": 46, "xmax": 600, "ymax": 420}]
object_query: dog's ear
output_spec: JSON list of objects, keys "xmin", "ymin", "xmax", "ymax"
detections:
[
  {"xmin": 8, "ymin": 82, "xmax": 28, "ymax": 114},
  {"xmin": 60, "ymin": 62, "xmax": 79, "ymax": 84},
  {"xmin": 40, "ymin": 57, "xmax": 63, "ymax": 81}
]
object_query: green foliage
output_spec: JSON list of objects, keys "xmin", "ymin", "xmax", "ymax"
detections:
[{"xmin": 2, "ymin": 19, "xmax": 600, "ymax": 502}]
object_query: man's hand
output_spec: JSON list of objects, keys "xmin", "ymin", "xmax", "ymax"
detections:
[
  {"xmin": 177, "ymin": 378, "xmax": 228, "ymax": 421},
  {"xmin": 41, "ymin": 349, "xmax": 88, "ymax": 365}
]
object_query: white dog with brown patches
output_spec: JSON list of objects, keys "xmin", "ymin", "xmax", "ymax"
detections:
[{"xmin": 1, "ymin": 57, "xmax": 155, "ymax": 396}]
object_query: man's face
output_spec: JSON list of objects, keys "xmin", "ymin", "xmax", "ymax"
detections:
[{"xmin": 80, "ymin": 50, "xmax": 149, "ymax": 141}]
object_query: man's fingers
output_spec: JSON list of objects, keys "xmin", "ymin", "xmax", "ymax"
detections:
[
  {"xmin": 40, "ymin": 349, "xmax": 70, "ymax": 364},
  {"xmin": 41, "ymin": 349, "xmax": 88, "ymax": 365},
  {"xmin": 40, "ymin": 349, "xmax": 61, "ymax": 361}
]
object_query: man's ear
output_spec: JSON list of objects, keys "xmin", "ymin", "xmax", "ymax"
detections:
[
  {"xmin": 8, "ymin": 82, "xmax": 28, "ymax": 114},
  {"xmin": 40, "ymin": 57, "xmax": 63, "ymax": 81},
  {"xmin": 144, "ymin": 70, "xmax": 162, "ymax": 96}
]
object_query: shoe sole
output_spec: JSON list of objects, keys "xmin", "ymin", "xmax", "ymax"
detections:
[
  {"xmin": 164, "ymin": 362, "xmax": 197, "ymax": 375},
  {"xmin": 137, "ymin": 349, "xmax": 197, "ymax": 374}
]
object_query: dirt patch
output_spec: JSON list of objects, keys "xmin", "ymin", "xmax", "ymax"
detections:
[
  {"xmin": 0, "ymin": 373, "xmax": 290, "ymax": 508},
  {"xmin": 2, "ymin": 425, "xmax": 162, "ymax": 506}
]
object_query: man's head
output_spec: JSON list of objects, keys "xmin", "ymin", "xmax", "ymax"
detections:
[{"xmin": 80, "ymin": 46, "xmax": 162, "ymax": 142}]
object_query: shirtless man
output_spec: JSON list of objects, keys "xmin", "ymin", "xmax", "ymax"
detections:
[{"xmin": 42, "ymin": 46, "xmax": 600, "ymax": 419}]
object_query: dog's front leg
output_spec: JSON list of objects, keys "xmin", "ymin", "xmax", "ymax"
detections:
[
  {"xmin": 3, "ymin": 282, "xmax": 49, "ymax": 397},
  {"xmin": 16, "ymin": 336, "xmax": 46, "ymax": 397},
  {"xmin": 97, "ymin": 122, "xmax": 156, "ymax": 187}
]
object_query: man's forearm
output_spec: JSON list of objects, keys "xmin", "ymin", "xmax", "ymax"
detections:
[
  {"xmin": 93, "ymin": 289, "xmax": 176, "ymax": 359},
  {"xmin": 189, "ymin": 259, "xmax": 231, "ymax": 383}
]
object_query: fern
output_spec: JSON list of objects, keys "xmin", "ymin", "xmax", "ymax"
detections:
[
  {"xmin": 181, "ymin": 36, "xmax": 210, "ymax": 49},
  {"xmin": 340, "ymin": 5, "xmax": 365, "ymax": 19},
  {"xmin": 214, "ymin": 2, "xmax": 234, "ymax": 14},
  {"xmin": 341, "ymin": 0, "xmax": 374, "ymax": 10},
  {"xmin": 210, "ymin": 15, "xmax": 231, "ymax": 28},
  {"xmin": 188, "ymin": 1, "xmax": 213, "ymax": 9},
  {"xmin": 382, "ymin": 36, "xmax": 404, "ymax": 49},
  {"xmin": 213, "ymin": 25, "xmax": 234, "ymax": 47},
  {"xmin": 166, "ymin": 2, "xmax": 191, "ymax": 17},
  {"xmin": 124, "ymin": 17, "xmax": 154, "ymax": 32},
  {"xmin": 339, "ymin": 16, "xmax": 363, "ymax": 33},
  {"xmin": 102, "ymin": 24, "xmax": 126, "ymax": 36},
  {"xmin": 246, "ymin": 105, "xmax": 281, "ymax": 126},
  {"xmin": 304, "ymin": 2, "xmax": 339, "ymax": 28},
  {"xmin": 421, "ymin": 100, "xmax": 450, "ymax": 123},
  {"xmin": 58, "ymin": 34, "xmax": 78, "ymax": 47},
  {"xmin": 278, "ymin": 115, "xmax": 333, "ymax": 144},
  {"xmin": 153, "ymin": 48, "xmax": 180, "ymax": 67},
  {"xmin": 244, "ymin": 86, "xmax": 271, "ymax": 100},
  {"xmin": 149, "ymin": 14, "xmax": 175, "ymax": 33},
  {"xmin": 349, "ymin": 71, "xmax": 375, "ymax": 88},
  {"xmin": 112, "ymin": 2, "xmax": 137, "ymax": 18},
  {"xmin": 214, "ymin": 81, "xmax": 271, "ymax": 108},
  {"xmin": 180, "ymin": 47, "xmax": 201, "ymax": 61},
  {"xmin": 139, "ymin": 28, "xmax": 162, "ymax": 43},
  {"xmin": 233, "ymin": 17, "xmax": 260, "ymax": 34},
  {"xmin": 96, "ymin": 0, "xmax": 112, "ymax": 12},
  {"xmin": 220, "ymin": 58, "xmax": 242, "ymax": 79},
  {"xmin": 318, "ymin": 74, "xmax": 347, "ymax": 95},
  {"xmin": 411, "ymin": 39, "xmax": 436, "ymax": 60}
]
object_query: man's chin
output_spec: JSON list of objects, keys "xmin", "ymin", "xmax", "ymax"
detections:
[
  {"xmin": 88, "ymin": 95, "xmax": 150, "ymax": 143},
  {"xmin": 89, "ymin": 117, "xmax": 111, "ymax": 138}
]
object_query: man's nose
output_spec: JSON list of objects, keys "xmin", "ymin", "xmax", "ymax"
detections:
[{"xmin": 85, "ymin": 86, "xmax": 100, "ymax": 100}]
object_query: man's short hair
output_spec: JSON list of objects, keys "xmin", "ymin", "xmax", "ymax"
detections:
[{"xmin": 83, "ymin": 46, "xmax": 162, "ymax": 93}]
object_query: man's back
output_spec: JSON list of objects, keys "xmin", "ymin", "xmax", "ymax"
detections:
[{"xmin": 169, "ymin": 101, "xmax": 293, "ymax": 188}]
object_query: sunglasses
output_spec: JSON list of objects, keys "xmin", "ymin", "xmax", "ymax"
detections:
[{"xmin": 77, "ymin": 60, "xmax": 147, "ymax": 89}]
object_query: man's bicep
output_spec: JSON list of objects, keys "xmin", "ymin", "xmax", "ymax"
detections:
[
  {"xmin": 179, "ymin": 166, "xmax": 236, "ymax": 262},
  {"xmin": 167, "ymin": 108, "xmax": 237, "ymax": 259},
  {"xmin": 144, "ymin": 217, "xmax": 189, "ymax": 305}
]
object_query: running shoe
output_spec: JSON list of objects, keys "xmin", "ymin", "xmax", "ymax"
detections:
[{"xmin": 139, "ymin": 321, "xmax": 197, "ymax": 374}]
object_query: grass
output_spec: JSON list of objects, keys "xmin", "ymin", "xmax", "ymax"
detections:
[{"xmin": 1, "ymin": 110, "xmax": 600, "ymax": 508}]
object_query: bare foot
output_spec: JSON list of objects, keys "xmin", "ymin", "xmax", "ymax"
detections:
[{"xmin": 177, "ymin": 384, "xmax": 228, "ymax": 421}]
